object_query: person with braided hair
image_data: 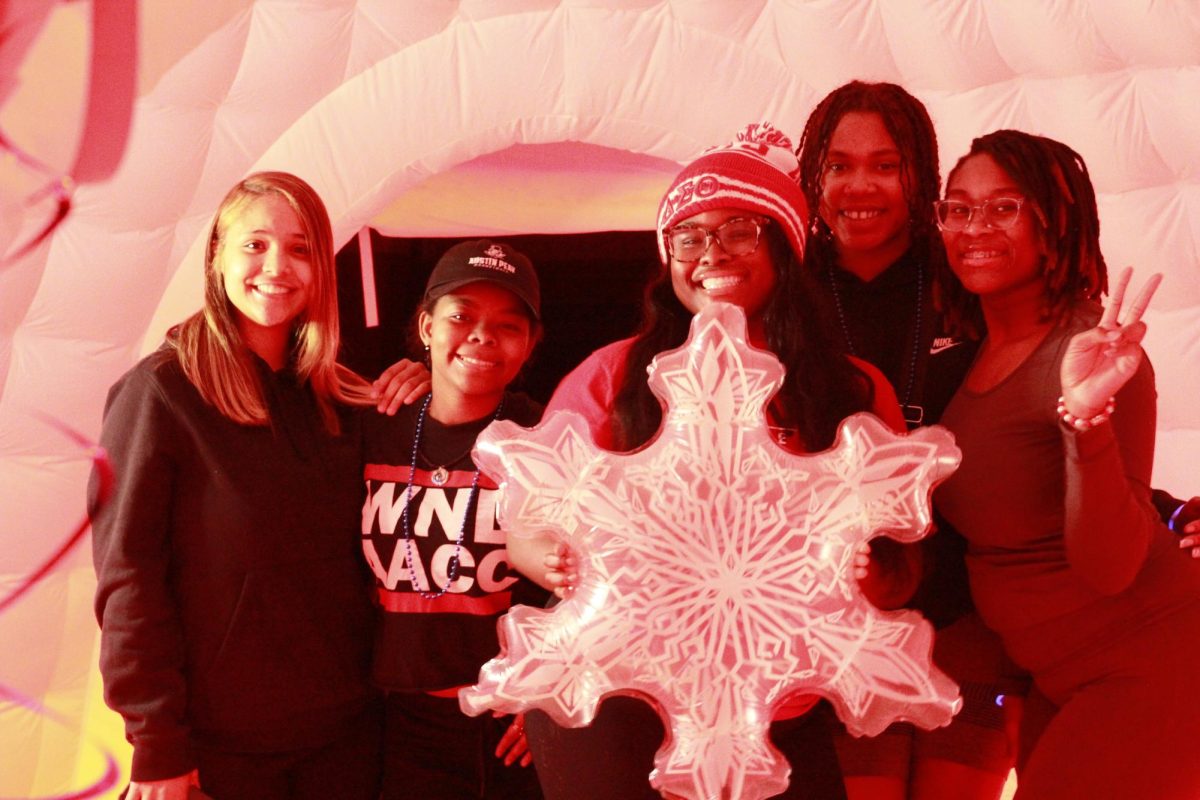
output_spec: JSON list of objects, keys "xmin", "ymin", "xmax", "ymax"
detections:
[
  {"xmin": 933, "ymin": 129, "xmax": 1200, "ymax": 799},
  {"xmin": 796, "ymin": 82, "xmax": 1200, "ymax": 800},
  {"xmin": 796, "ymin": 81, "xmax": 981, "ymax": 429},
  {"xmin": 796, "ymin": 82, "xmax": 1020, "ymax": 800}
]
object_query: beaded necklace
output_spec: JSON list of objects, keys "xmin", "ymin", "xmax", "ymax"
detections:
[
  {"xmin": 826, "ymin": 259, "xmax": 925, "ymax": 427},
  {"xmin": 399, "ymin": 394, "xmax": 503, "ymax": 599}
]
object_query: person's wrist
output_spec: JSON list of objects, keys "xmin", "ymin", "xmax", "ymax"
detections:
[{"xmin": 1057, "ymin": 395, "xmax": 1115, "ymax": 432}]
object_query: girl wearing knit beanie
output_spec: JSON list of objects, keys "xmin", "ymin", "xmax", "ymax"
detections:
[{"xmin": 510, "ymin": 123, "xmax": 909, "ymax": 800}]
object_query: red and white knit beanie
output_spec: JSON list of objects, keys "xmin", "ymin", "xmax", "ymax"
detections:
[{"xmin": 656, "ymin": 122, "xmax": 808, "ymax": 264}]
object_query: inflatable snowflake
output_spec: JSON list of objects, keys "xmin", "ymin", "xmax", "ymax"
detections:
[{"xmin": 460, "ymin": 302, "xmax": 962, "ymax": 800}]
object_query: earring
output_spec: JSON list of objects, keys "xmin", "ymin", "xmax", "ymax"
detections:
[{"xmin": 423, "ymin": 344, "xmax": 430, "ymax": 368}]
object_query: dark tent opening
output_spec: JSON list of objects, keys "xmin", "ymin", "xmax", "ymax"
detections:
[{"xmin": 338, "ymin": 230, "xmax": 658, "ymax": 403}]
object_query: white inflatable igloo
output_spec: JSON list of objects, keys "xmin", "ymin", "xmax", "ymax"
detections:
[{"xmin": 1, "ymin": 2, "xmax": 1197, "ymax": 795}]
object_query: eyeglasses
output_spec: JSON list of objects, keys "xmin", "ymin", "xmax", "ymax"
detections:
[
  {"xmin": 934, "ymin": 197, "xmax": 1027, "ymax": 232},
  {"xmin": 666, "ymin": 217, "xmax": 768, "ymax": 262}
]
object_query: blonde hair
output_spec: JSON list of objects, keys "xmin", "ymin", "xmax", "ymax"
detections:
[{"xmin": 170, "ymin": 171, "xmax": 371, "ymax": 433}]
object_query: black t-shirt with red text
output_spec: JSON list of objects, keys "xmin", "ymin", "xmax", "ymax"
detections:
[{"xmin": 361, "ymin": 392, "xmax": 547, "ymax": 691}]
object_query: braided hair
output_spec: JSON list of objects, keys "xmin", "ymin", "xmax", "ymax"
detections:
[
  {"xmin": 610, "ymin": 223, "xmax": 875, "ymax": 453},
  {"xmin": 946, "ymin": 130, "xmax": 1107, "ymax": 320},
  {"xmin": 796, "ymin": 80, "xmax": 981, "ymax": 338}
]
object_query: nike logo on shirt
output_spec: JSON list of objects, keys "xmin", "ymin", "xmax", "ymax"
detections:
[{"xmin": 930, "ymin": 337, "xmax": 963, "ymax": 355}]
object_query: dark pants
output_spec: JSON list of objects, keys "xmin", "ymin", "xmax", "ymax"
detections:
[
  {"xmin": 383, "ymin": 691, "xmax": 543, "ymax": 800},
  {"xmin": 190, "ymin": 705, "xmax": 382, "ymax": 800},
  {"xmin": 526, "ymin": 697, "xmax": 847, "ymax": 800}
]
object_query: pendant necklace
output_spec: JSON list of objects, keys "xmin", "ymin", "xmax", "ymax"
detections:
[
  {"xmin": 421, "ymin": 443, "xmax": 478, "ymax": 486},
  {"xmin": 826, "ymin": 259, "xmax": 925, "ymax": 427},
  {"xmin": 399, "ymin": 395, "xmax": 503, "ymax": 599}
]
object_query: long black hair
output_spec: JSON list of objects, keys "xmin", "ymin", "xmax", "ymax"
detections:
[
  {"xmin": 946, "ymin": 129, "xmax": 1107, "ymax": 320},
  {"xmin": 796, "ymin": 80, "xmax": 982, "ymax": 339},
  {"xmin": 610, "ymin": 223, "xmax": 875, "ymax": 452}
]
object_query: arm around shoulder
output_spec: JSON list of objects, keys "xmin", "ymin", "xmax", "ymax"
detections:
[{"xmin": 544, "ymin": 340, "xmax": 632, "ymax": 450}]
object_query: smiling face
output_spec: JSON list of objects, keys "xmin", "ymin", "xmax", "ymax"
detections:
[
  {"xmin": 818, "ymin": 111, "xmax": 912, "ymax": 276},
  {"xmin": 419, "ymin": 282, "xmax": 537, "ymax": 422},
  {"xmin": 668, "ymin": 208, "xmax": 777, "ymax": 332},
  {"xmin": 216, "ymin": 194, "xmax": 314, "ymax": 360},
  {"xmin": 942, "ymin": 153, "xmax": 1046, "ymax": 303}
]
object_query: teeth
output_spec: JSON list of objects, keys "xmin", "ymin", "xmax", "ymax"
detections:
[
  {"xmin": 457, "ymin": 355, "xmax": 498, "ymax": 368},
  {"xmin": 962, "ymin": 249, "xmax": 1003, "ymax": 260},
  {"xmin": 843, "ymin": 209, "xmax": 882, "ymax": 220},
  {"xmin": 253, "ymin": 284, "xmax": 292, "ymax": 296},
  {"xmin": 700, "ymin": 275, "xmax": 744, "ymax": 291}
]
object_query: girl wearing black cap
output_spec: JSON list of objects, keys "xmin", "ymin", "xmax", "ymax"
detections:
[{"xmin": 359, "ymin": 239, "xmax": 548, "ymax": 800}]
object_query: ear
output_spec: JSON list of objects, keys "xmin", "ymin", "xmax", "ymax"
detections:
[
  {"xmin": 418, "ymin": 309, "xmax": 434, "ymax": 347},
  {"xmin": 530, "ymin": 317, "xmax": 545, "ymax": 345}
]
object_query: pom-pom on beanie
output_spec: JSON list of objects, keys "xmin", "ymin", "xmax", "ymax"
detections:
[{"xmin": 656, "ymin": 122, "xmax": 808, "ymax": 264}]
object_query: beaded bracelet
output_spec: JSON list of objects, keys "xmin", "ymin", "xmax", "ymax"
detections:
[{"xmin": 1056, "ymin": 395, "xmax": 1116, "ymax": 432}]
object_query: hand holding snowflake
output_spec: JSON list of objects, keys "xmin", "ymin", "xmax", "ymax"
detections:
[{"xmin": 461, "ymin": 302, "xmax": 962, "ymax": 800}]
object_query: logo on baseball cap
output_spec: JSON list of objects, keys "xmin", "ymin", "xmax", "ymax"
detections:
[{"xmin": 423, "ymin": 239, "xmax": 541, "ymax": 319}]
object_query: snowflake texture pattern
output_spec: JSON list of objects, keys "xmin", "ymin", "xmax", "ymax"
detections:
[{"xmin": 460, "ymin": 303, "xmax": 963, "ymax": 800}]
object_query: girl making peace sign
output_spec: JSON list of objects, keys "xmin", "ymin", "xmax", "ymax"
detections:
[{"xmin": 933, "ymin": 130, "xmax": 1200, "ymax": 799}]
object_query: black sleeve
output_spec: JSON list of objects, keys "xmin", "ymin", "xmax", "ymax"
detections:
[{"xmin": 89, "ymin": 366, "xmax": 194, "ymax": 781}]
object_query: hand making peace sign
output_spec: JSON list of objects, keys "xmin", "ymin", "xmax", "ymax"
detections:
[{"xmin": 1060, "ymin": 266, "xmax": 1163, "ymax": 420}]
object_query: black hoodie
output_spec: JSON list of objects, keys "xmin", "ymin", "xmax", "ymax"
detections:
[{"xmin": 89, "ymin": 348, "xmax": 374, "ymax": 781}]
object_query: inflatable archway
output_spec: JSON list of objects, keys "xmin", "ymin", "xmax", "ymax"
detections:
[{"xmin": 2, "ymin": 2, "xmax": 1197, "ymax": 795}]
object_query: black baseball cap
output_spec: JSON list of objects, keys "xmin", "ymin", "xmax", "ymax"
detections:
[{"xmin": 423, "ymin": 239, "xmax": 541, "ymax": 320}]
